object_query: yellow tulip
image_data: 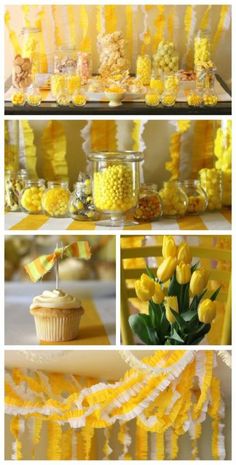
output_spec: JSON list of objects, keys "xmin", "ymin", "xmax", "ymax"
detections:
[
  {"xmin": 177, "ymin": 242, "xmax": 192, "ymax": 264},
  {"xmin": 162, "ymin": 235, "xmax": 177, "ymax": 258},
  {"xmin": 157, "ymin": 256, "xmax": 177, "ymax": 282},
  {"xmin": 198, "ymin": 299, "xmax": 216, "ymax": 324},
  {"xmin": 135, "ymin": 273, "xmax": 155, "ymax": 301},
  {"xmin": 176, "ymin": 262, "xmax": 191, "ymax": 284},
  {"xmin": 190, "ymin": 268, "xmax": 209, "ymax": 296},
  {"xmin": 152, "ymin": 282, "xmax": 165, "ymax": 304},
  {"xmin": 164, "ymin": 296, "xmax": 179, "ymax": 323}
]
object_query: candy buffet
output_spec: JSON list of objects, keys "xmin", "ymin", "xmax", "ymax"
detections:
[{"xmin": 4, "ymin": 4, "xmax": 231, "ymax": 115}]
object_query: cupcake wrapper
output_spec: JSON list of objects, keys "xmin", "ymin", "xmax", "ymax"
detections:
[{"xmin": 33, "ymin": 312, "xmax": 82, "ymax": 342}]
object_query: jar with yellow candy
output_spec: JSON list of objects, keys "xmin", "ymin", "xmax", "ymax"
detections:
[
  {"xmin": 149, "ymin": 68, "xmax": 164, "ymax": 94},
  {"xmin": 199, "ymin": 168, "xmax": 222, "ymax": 211},
  {"xmin": 51, "ymin": 74, "xmax": 68, "ymax": 98},
  {"xmin": 164, "ymin": 73, "xmax": 179, "ymax": 93},
  {"xmin": 26, "ymin": 86, "xmax": 42, "ymax": 106},
  {"xmin": 194, "ymin": 29, "xmax": 212, "ymax": 67},
  {"xmin": 134, "ymin": 184, "xmax": 162, "ymax": 222},
  {"xmin": 5, "ymin": 169, "xmax": 28, "ymax": 212},
  {"xmin": 56, "ymin": 92, "xmax": 71, "ymax": 107},
  {"xmin": 222, "ymin": 170, "xmax": 231, "ymax": 207},
  {"xmin": 42, "ymin": 181, "xmax": 70, "ymax": 217},
  {"xmin": 136, "ymin": 55, "xmax": 152, "ymax": 86},
  {"xmin": 72, "ymin": 90, "xmax": 87, "ymax": 107},
  {"xmin": 20, "ymin": 179, "xmax": 45, "ymax": 214},
  {"xmin": 183, "ymin": 180, "xmax": 208, "ymax": 215},
  {"xmin": 11, "ymin": 90, "xmax": 26, "ymax": 106},
  {"xmin": 161, "ymin": 90, "xmax": 177, "ymax": 107},
  {"xmin": 66, "ymin": 67, "xmax": 81, "ymax": 96},
  {"xmin": 203, "ymin": 89, "xmax": 218, "ymax": 106},
  {"xmin": 159, "ymin": 181, "xmax": 188, "ymax": 217},
  {"xmin": 145, "ymin": 89, "xmax": 160, "ymax": 107},
  {"xmin": 88, "ymin": 151, "xmax": 143, "ymax": 226},
  {"xmin": 187, "ymin": 90, "xmax": 203, "ymax": 107}
]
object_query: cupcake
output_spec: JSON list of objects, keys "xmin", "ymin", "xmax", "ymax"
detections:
[{"xmin": 30, "ymin": 289, "xmax": 84, "ymax": 342}]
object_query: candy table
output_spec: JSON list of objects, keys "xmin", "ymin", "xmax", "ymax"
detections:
[
  {"xmin": 5, "ymin": 208, "xmax": 231, "ymax": 231},
  {"xmin": 5, "ymin": 281, "xmax": 116, "ymax": 345}
]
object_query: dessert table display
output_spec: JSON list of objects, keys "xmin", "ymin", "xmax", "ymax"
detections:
[
  {"xmin": 4, "ymin": 4, "xmax": 231, "ymax": 115},
  {"xmin": 5, "ymin": 350, "xmax": 231, "ymax": 459}
]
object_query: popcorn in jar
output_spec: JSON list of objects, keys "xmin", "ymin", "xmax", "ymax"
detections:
[
  {"xmin": 136, "ymin": 55, "xmax": 152, "ymax": 86},
  {"xmin": 183, "ymin": 180, "xmax": 208, "ymax": 215},
  {"xmin": 88, "ymin": 151, "xmax": 143, "ymax": 226},
  {"xmin": 5, "ymin": 169, "xmax": 28, "ymax": 212},
  {"xmin": 20, "ymin": 179, "xmax": 45, "ymax": 214},
  {"xmin": 199, "ymin": 168, "xmax": 222, "ymax": 211},
  {"xmin": 159, "ymin": 181, "xmax": 188, "ymax": 217},
  {"xmin": 42, "ymin": 181, "xmax": 70, "ymax": 217},
  {"xmin": 134, "ymin": 184, "xmax": 162, "ymax": 222}
]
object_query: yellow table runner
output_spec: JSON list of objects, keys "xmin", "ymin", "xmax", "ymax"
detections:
[{"xmin": 40, "ymin": 298, "xmax": 110, "ymax": 345}]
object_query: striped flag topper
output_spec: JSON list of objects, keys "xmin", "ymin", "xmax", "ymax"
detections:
[{"xmin": 24, "ymin": 241, "xmax": 91, "ymax": 283}]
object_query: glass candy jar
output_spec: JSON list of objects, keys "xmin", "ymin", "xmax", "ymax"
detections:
[
  {"xmin": 187, "ymin": 90, "xmax": 203, "ymax": 107},
  {"xmin": 161, "ymin": 90, "xmax": 177, "ymax": 107},
  {"xmin": 76, "ymin": 52, "xmax": 92, "ymax": 84},
  {"xmin": 145, "ymin": 89, "xmax": 160, "ymax": 107},
  {"xmin": 159, "ymin": 181, "xmax": 188, "ymax": 217},
  {"xmin": 203, "ymin": 88, "xmax": 218, "ymax": 106},
  {"xmin": 42, "ymin": 181, "xmax": 70, "ymax": 217},
  {"xmin": 11, "ymin": 89, "xmax": 26, "ymax": 106},
  {"xmin": 88, "ymin": 151, "xmax": 144, "ymax": 226},
  {"xmin": 194, "ymin": 29, "xmax": 212, "ymax": 67},
  {"xmin": 183, "ymin": 180, "xmax": 208, "ymax": 215},
  {"xmin": 20, "ymin": 179, "xmax": 45, "ymax": 214},
  {"xmin": 69, "ymin": 177, "xmax": 98, "ymax": 220},
  {"xmin": 54, "ymin": 47, "xmax": 77, "ymax": 74},
  {"xmin": 12, "ymin": 27, "xmax": 41, "ymax": 89},
  {"xmin": 51, "ymin": 74, "xmax": 68, "ymax": 98},
  {"xmin": 136, "ymin": 55, "xmax": 152, "ymax": 86},
  {"xmin": 26, "ymin": 85, "xmax": 42, "ymax": 106},
  {"xmin": 199, "ymin": 168, "xmax": 222, "ymax": 211},
  {"xmin": 134, "ymin": 184, "xmax": 162, "ymax": 222},
  {"xmin": 66, "ymin": 70, "xmax": 81, "ymax": 97},
  {"xmin": 5, "ymin": 169, "xmax": 28, "ymax": 212},
  {"xmin": 149, "ymin": 69, "xmax": 164, "ymax": 94}
]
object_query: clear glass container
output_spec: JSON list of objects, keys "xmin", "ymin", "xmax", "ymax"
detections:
[
  {"xmin": 56, "ymin": 91, "xmax": 71, "ymax": 107},
  {"xmin": 136, "ymin": 55, "xmax": 152, "ymax": 86},
  {"xmin": 51, "ymin": 74, "xmax": 68, "ymax": 98},
  {"xmin": 161, "ymin": 90, "xmax": 177, "ymax": 107},
  {"xmin": 134, "ymin": 184, "xmax": 162, "ymax": 222},
  {"xmin": 26, "ymin": 85, "xmax": 42, "ymax": 106},
  {"xmin": 203, "ymin": 88, "xmax": 218, "ymax": 106},
  {"xmin": 42, "ymin": 181, "xmax": 70, "ymax": 217},
  {"xmin": 164, "ymin": 73, "xmax": 180, "ymax": 92},
  {"xmin": 69, "ymin": 177, "xmax": 99, "ymax": 221},
  {"xmin": 54, "ymin": 47, "xmax": 77, "ymax": 74},
  {"xmin": 183, "ymin": 180, "xmax": 208, "ymax": 215},
  {"xmin": 11, "ymin": 89, "xmax": 26, "ymax": 106},
  {"xmin": 88, "ymin": 151, "xmax": 144, "ymax": 226},
  {"xmin": 72, "ymin": 90, "xmax": 87, "ymax": 106},
  {"xmin": 153, "ymin": 41, "xmax": 179, "ymax": 73},
  {"xmin": 76, "ymin": 52, "xmax": 92, "ymax": 84},
  {"xmin": 194, "ymin": 29, "xmax": 212, "ymax": 67},
  {"xmin": 159, "ymin": 180, "xmax": 188, "ymax": 217},
  {"xmin": 187, "ymin": 90, "xmax": 203, "ymax": 107},
  {"xmin": 20, "ymin": 179, "xmax": 45, "ymax": 214},
  {"xmin": 149, "ymin": 70, "xmax": 164, "ymax": 94},
  {"xmin": 145, "ymin": 89, "xmax": 161, "ymax": 107},
  {"xmin": 12, "ymin": 27, "xmax": 41, "ymax": 89},
  {"xmin": 5, "ymin": 169, "xmax": 28, "ymax": 212},
  {"xmin": 199, "ymin": 168, "xmax": 222, "ymax": 211},
  {"xmin": 66, "ymin": 72, "xmax": 81, "ymax": 96}
]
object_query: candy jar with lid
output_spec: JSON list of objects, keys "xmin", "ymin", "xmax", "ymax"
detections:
[
  {"xmin": 183, "ymin": 180, "xmax": 208, "ymax": 215},
  {"xmin": 42, "ymin": 181, "xmax": 70, "ymax": 217},
  {"xmin": 26, "ymin": 85, "xmax": 42, "ymax": 106},
  {"xmin": 51, "ymin": 74, "xmax": 68, "ymax": 98},
  {"xmin": 69, "ymin": 174, "xmax": 99, "ymax": 221},
  {"xmin": 194, "ymin": 29, "xmax": 212, "ymax": 67},
  {"xmin": 76, "ymin": 52, "xmax": 92, "ymax": 84},
  {"xmin": 88, "ymin": 151, "xmax": 144, "ymax": 226},
  {"xmin": 20, "ymin": 179, "xmax": 45, "ymax": 214},
  {"xmin": 199, "ymin": 168, "xmax": 222, "ymax": 211},
  {"xmin": 159, "ymin": 180, "xmax": 188, "ymax": 217},
  {"xmin": 54, "ymin": 47, "xmax": 77, "ymax": 74},
  {"xmin": 134, "ymin": 184, "xmax": 162, "ymax": 222},
  {"xmin": 5, "ymin": 169, "xmax": 28, "ymax": 212},
  {"xmin": 12, "ymin": 27, "xmax": 41, "ymax": 90},
  {"xmin": 65, "ymin": 66, "xmax": 81, "ymax": 96},
  {"xmin": 164, "ymin": 73, "xmax": 180, "ymax": 93},
  {"xmin": 136, "ymin": 55, "xmax": 152, "ymax": 86}
]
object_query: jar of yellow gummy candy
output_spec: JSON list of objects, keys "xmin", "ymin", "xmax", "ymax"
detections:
[
  {"xmin": 159, "ymin": 181, "xmax": 188, "ymax": 217},
  {"xmin": 199, "ymin": 169, "xmax": 222, "ymax": 211},
  {"xmin": 187, "ymin": 90, "xmax": 203, "ymax": 107},
  {"xmin": 42, "ymin": 181, "xmax": 70, "ymax": 218},
  {"xmin": 88, "ymin": 151, "xmax": 143, "ymax": 226},
  {"xmin": 194, "ymin": 29, "xmax": 211, "ymax": 68},
  {"xmin": 149, "ymin": 69, "xmax": 164, "ymax": 94},
  {"xmin": 136, "ymin": 55, "xmax": 152, "ymax": 86},
  {"xmin": 20, "ymin": 179, "xmax": 45, "ymax": 214},
  {"xmin": 183, "ymin": 180, "xmax": 208, "ymax": 215}
]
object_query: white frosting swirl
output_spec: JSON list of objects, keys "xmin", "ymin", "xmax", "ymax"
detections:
[{"xmin": 30, "ymin": 289, "xmax": 81, "ymax": 310}]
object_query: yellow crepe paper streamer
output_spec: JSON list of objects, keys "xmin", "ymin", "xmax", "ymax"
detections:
[
  {"xmin": 34, "ymin": 7, "xmax": 48, "ymax": 73},
  {"xmin": 191, "ymin": 121, "xmax": 215, "ymax": 176},
  {"xmin": 67, "ymin": 5, "xmax": 76, "ymax": 48},
  {"xmin": 5, "ymin": 10, "xmax": 21, "ymax": 55},
  {"xmin": 212, "ymin": 5, "xmax": 231, "ymax": 52},
  {"xmin": 51, "ymin": 5, "xmax": 63, "ymax": 47},
  {"xmin": 41, "ymin": 121, "xmax": 67, "ymax": 181},
  {"xmin": 153, "ymin": 6, "xmax": 165, "ymax": 52},
  {"xmin": 10, "ymin": 416, "xmax": 23, "ymax": 460},
  {"xmin": 125, "ymin": 6, "xmax": 133, "ymax": 64},
  {"xmin": 61, "ymin": 428, "xmax": 73, "ymax": 459},
  {"xmin": 20, "ymin": 120, "xmax": 37, "ymax": 177},
  {"xmin": 22, "ymin": 5, "xmax": 31, "ymax": 27},
  {"xmin": 47, "ymin": 421, "xmax": 62, "ymax": 459},
  {"xmin": 135, "ymin": 423, "xmax": 148, "ymax": 459},
  {"xmin": 81, "ymin": 426, "xmax": 95, "ymax": 460},
  {"xmin": 156, "ymin": 432, "xmax": 165, "ymax": 459},
  {"xmin": 31, "ymin": 418, "xmax": 42, "ymax": 459},
  {"xmin": 4, "ymin": 121, "xmax": 19, "ymax": 171},
  {"xmin": 166, "ymin": 121, "xmax": 191, "ymax": 179},
  {"xmin": 200, "ymin": 5, "xmax": 212, "ymax": 30},
  {"xmin": 90, "ymin": 121, "xmax": 117, "ymax": 152},
  {"xmin": 167, "ymin": 6, "xmax": 175, "ymax": 42},
  {"xmin": 105, "ymin": 5, "xmax": 117, "ymax": 34},
  {"xmin": 131, "ymin": 120, "xmax": 143, "ymax": 152},
  {"xmin": 184, "ymin": 5, "xmax": 195, "ymax": 67},
  {"xmin": 79, "ymin": 5, "xmax": 91, "ymax": 52},
  {"xmin": 96, "ymin": 5, "xmax": 103, "ymax": 35}
]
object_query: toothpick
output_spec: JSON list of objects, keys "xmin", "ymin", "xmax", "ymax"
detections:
[{"xmin": 55, "ymin": 241, "xmax": 60, "ymax": 290}]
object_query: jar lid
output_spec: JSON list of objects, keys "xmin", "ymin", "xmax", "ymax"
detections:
[
  {"xmin": 21, "ymin": 27, "xmax": 41, "ymax": 34},
  {"xmin": 48, "ymin": 180, "xmax": 69, "ymax": 187},
  {"xmin": 88, "ymin": 151, "xmax": 144, "ymax": 162}
]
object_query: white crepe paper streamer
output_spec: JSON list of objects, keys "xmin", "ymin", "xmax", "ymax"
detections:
[
  {"xmin": 223, "ymin": 7, "xmax": 231, "ymax": 31},
  {"xmin": 80, "ymin": 120, "xmax": 92, "ymax": 173},
  {"xmin": 101, "ymin": 5, "xmax": 106, "ymax": 34},
  {"xmin": 139, "ymin": 5, "xmax": 148, "ymax": 42},
  {"xmin": 137, "ymin": 120, "xmax": 148, "ymax": 184},
  {"xmin": 118, "ymin": 423, "xmax": 132, "ymax": 459},
  {"xmin": 132, "ymin": 5, "xmax": 139, "ymax": 72},
  {"xmin": 20, "ymin": 349, "xmax": 67, "ymax": 363},
  {"xmin": 11, "ymin": 417, "xmax": 25, "ymax": 460},
  {"xmin": 218, "ymin": 350, "xmax": 232, "ymax": 368},
  {"xmin": 103, "ymin": 428, "xmax": 113, "ymax": 459},
  {"xmin": 116, "ymin": 121, "xmax": 133, "ymax": 151},
  {"xmin": 182, "ymin": 5, "xmax": 197, "ymax": 67}
]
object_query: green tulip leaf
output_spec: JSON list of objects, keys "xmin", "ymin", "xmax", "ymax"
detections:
[
  {"xmin": 168, "ymin": 272, "xmax": 181, "ymax": 298},
  {"xmin": 129, "ymin": 314, "xmax": 157, "ymax": 345},
  {"xmin": 148, "ymin": 301, "xmax": 162, "ymax": 329},
  {"xmin": 145, "ymin": 266, "xmax": 156, "ymax": 280},
  {"xmin": 191, "ymin": 262, "xmax": 199, "ymax": 273},
  {"xmin": 210, "ymin": 286, "xmax": 221, "ymax": 301},
  {"xmin": 189, "ymin": 289, "xmax": 207, "ymax": 312},
  {"xmin": 186, "ymin": 323, "xmax": 211, "ymax": 344},
  {"xmin": 166, "ymin": 329, "xmax": 185, "ymax": 344},
  {"xmin": 170, "ymin": 309, "xmax": 188, "ymax": 331}
]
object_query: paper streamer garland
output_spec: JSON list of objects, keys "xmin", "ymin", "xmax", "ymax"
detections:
[{"xmin": 41, "ymin": 121, "xmax": 67, "ymax": 181}]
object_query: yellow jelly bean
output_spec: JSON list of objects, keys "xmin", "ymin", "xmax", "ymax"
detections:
[
  {"xmin": 149, "ymin": 78, "xmax": 164, "ymax": 93},
  {"xmin": 161, "ymin": 93, "xmax": 176, "ymax": 107},
  {"xmin": 67, "ymin": 75, "xmax": 81, "ymax": 95},
  {"xmin": 187, "ymin": 93, "xmax": 203, "ymax": 107},
  {"xmin": 203, "ymin": 94, "xmax": 218, "ymax": 106}
]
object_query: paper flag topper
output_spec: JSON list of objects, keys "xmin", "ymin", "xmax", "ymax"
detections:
[{"xmin": 24, "ymin": 241, "xmax": 91, "ymax": 283}]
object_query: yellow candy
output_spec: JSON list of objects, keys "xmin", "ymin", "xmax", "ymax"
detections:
[
  {"xmin": 203, "ymin": 94, "xmax": 218, "ymax": 106},
  {"xmin": 199, "ymin": 168, "xmax": 222, "ymax": 211},
  {"xmin": 161, "ymin": 93, "xmax": 176, "ymax": 107},
  {"xmin": 159, "ymin": 182, "xmax": 188, "ymax": 217},
  {"xmin": 72, "ymin": 94, "xmax": 87, "ymax": 106},
  {"xmin": 187, "ymin": 93, "xmax": 203, "ymax": 107},
  {"xmin": 67, "ymin": 75, "xmax": 81, "ymax": 95},
  {"xmin": 11, "ymin": 92, "xmax": 25, "ymax": 106},
  {"xmin": 42, "ymin": 187, "xmax": 70, "ymax": 217},
  {"xmin": 51, "ymin": 75, "xmax": 67, "ymax": 96},
  {"xmin": 21, "ymin": 187, "xmax": 44, "ymax": 213},
  {"xmin": 194, "ymin": 37, "xmax": 211, "ymax": 65},
  {"xmin": 164, "ymin": 75, "xmax": 179, "ymax": 92},
  {"xmin": 150, "ymin": 78, "xmax": 164, "ymax": 93},
  {"xmin": 26, "ymin": 94, "xmax": 42, "ymax": 106},
  {"xmin": 145, "ymin": 92, "xmax": 160, "ymax": 106},
  {"xmin": 136, "ymin": 55, "xmax": 152, "ymax": 86},
  {"xmin": 93, "ymin": 164, "xmax": 137, "ymax": 212},
  {"xmin": 56, "ymin": 94, "xmax": 71, "ymax": 106}
]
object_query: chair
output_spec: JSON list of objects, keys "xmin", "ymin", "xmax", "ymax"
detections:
[{"xmin": 120, "ymin": 236, "xmax": 231, "ymax": 345}]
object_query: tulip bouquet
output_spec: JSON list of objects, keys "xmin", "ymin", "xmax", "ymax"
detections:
[{"xmin": 129, "ymin": 236, "xmax": 221, "ymax": 345}]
